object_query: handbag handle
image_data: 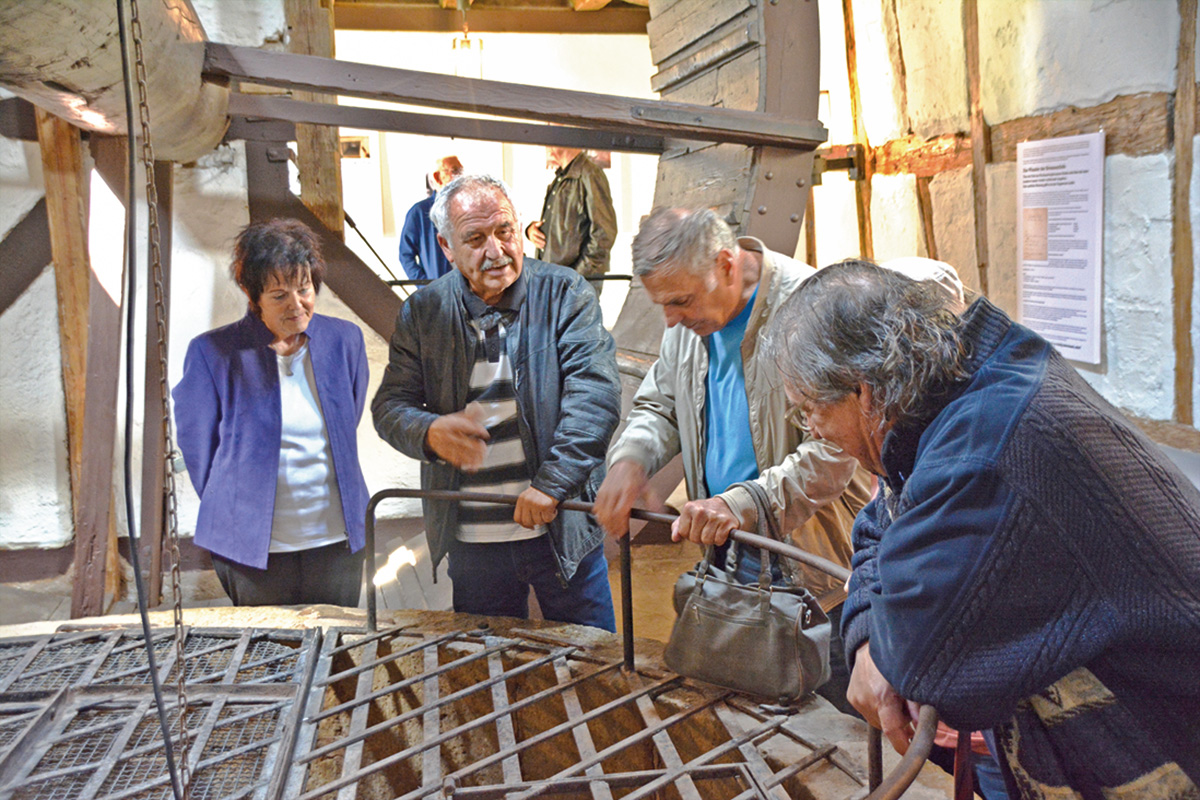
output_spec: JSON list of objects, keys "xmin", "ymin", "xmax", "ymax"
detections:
[{"xmin": 727, "ymin": 480, "xmax": 783, "ymax": 591}]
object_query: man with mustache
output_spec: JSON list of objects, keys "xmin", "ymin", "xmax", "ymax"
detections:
[{"xmin": 373, "ymin": 174, "xmax": 621, "ymax": 630}]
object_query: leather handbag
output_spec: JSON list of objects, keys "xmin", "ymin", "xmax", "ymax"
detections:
[{"xmin": 662, "ymin": 481, "xmax": 831, "ymax": 703}]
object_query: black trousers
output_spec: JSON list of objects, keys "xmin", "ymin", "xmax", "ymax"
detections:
[{"xmin": 211, "ymin": 540, "xmax": 364, "ymax": 607}]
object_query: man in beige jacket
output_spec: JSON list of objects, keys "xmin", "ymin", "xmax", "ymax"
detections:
[{"xmin": 594, "ymin": 207, "xmax": 873, "ymax": 713}]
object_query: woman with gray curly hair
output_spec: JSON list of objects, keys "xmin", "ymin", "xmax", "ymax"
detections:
[{"xmin": 763, "ymin": 258, "xmax": 1200, "ymax": 795}]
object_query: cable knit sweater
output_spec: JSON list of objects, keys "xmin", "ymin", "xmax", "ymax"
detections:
[{"xmin": 842, "ymin": 298, "xmax": 1200, "ymax": 793}]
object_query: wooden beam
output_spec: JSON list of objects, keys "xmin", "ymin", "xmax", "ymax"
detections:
[
  {"xmin": 36, "ymin": 109, "xmax": 121, "ymax": 618},
  {"xmin": 0, "ymin": 0, "xmax": 228, "ymax": 162},
  {"xmin": 203, "ymin": 43, "xmax": 828, "ymax": 150},
  {"xmin": 227, "ymin": 93, "xmax": 671, "ymax": 153},
  {"xmin": 287, "ymin": 0, "xmax": 345, "ymax": 238},
  {"xmin": 915, "ymin": 176, "xmax": 938, "ymax": 261},
  {"xmin": 841, "ymin": 0, "xmax": 874, "ymax": 259},
  {"xmin": 333, "ymin": 3, "xmax": 649, "ymax": 33},
  {"xmin": 0, "ymin": 198, "xmax": 52, "ymax": 315},
  {"xmin": 1127, "ymin": 412, "xmax": 1200, "ymax": 453},
  {"xmin": 0, "ymin": 96, "xmax": 38, "ymax": 141},
  {"xmin": 245, "ymin": 141, "xmax": 402, "ymax": 342},
  {"xmin": 140, "ymin": 162, "xmax": 174, "ymax": 605},
  {"xmin": 871, "ymin": 133, "xmax": 972, "ymax": 177},
  {"xmin": 1173, "ymin": 0, "xmax": 1197, "ymax": 425},
  {"xmin": 962, "ymin": 0, "xmax": 990, "ymax": 296},
  {"xmin": 36, "ymin": 110, "xmax": 90, "ymax": 565},
  {"xmin": 991, "ymin": 92, "xmax": 1169, "ymax": 163}
]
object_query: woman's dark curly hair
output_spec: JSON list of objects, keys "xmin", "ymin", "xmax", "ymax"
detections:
[
  {"xmin": 763, "ymin": 259, "xmax": 970, "ymax": 430},
  {"xmin": 231, "ymin": 219, "xmax": 325, "ymax": 310}
]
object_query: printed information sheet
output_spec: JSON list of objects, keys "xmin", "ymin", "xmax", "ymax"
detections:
[{"xmin": 1016, "ymin": 132, "xmax": 1105, "ymax": 364}]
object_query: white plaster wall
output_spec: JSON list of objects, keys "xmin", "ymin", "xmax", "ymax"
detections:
[
  {"xmin": 1075, "ymin": 155, "xmax": 1175, "ymax": 418},
  {"xmin": 979, "ymin": 1, "xmax": 1177, "ymax": 123},
  {"xmin": 0, "ymin": 134, "xmax": 73, "ymax": 548},
  {"xmin": 928, "ymin": 166, "xmax": 978, "ymax": 292},
  {"xmin": 333, "ymin": 30, "xmax": 659, "ymax": 331},
  {"xmin": 868, "ymin": 173, "xmax": 922, "ymax": 264},
  {"xmin": 888, "ymin": 0, "xmax": 969, "ymax": 140},
  {"xmin": 0, "ymin": 265, "xmax": 73, "ymax": 548}
]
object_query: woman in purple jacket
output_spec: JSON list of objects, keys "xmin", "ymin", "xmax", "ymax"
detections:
[{"xmin": 173, "ymin": 219, "xmax": 370, "ymax": 606}]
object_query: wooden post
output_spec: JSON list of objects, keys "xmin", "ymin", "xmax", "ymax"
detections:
[
  {"xmin": 915, "ymin": 176, "xmax": 939, "ymax": 261},
  {"xmin": 36, "ymin": 109, "xmax": 121, "ymax": 617},
  {"xmin": 963, "ymin": 0, "xmax": 990, "ymax": 295},
  {"xmin": 1173, "ymin": 0, "xmax": 1196, "ymax": 425},
  {"xmin": 140, "ymin": 162, "xmax": 174, "ymax": 605},
  {"xmin": 842, "ymin": 0, "xmax": 874, "ymax": 260},
  {"xmin": 286, "ymin": 0, "xmax": 345, "ymax": 238}
]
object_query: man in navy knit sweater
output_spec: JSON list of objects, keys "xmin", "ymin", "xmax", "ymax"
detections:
[{"xmin": 765, "ymin": 260, "xmax": 1200, "ymax": 797}]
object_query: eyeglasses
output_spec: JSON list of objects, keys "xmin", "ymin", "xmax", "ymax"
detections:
[{"xmin": 785, "ymin": 405, "xmax": 811, "ymax": 434}]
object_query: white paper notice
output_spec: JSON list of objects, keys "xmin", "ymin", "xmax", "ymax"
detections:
[{"xmin": 1016, "ymin": 132, "xmax": 1105, "ymax": 364}]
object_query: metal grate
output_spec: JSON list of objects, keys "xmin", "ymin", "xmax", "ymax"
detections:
[
  {"xmin": 0, "ymin": 627, "xmax": 320, "ymax": 800},
  {"xmin": 287, "ymin": 625, "xmax": 867, "ymax": 800}
]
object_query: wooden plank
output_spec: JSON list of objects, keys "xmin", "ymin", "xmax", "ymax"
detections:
[
  {"xmin": 140, "ymin": 162, "xmax": 173, "ymax": 605},
  {"xmin": 657, "ymin": 47, "xmax": 761, "ymax": 111},
  {"xmin": 1173, "ymin": 0, "xmax": 1197, "ymax": 424},
  {"xmin": 990, "ymin": 92, "xmax": 1169, "ymax": 163},
  {"xmin": 337, "ymin": 639, "xmax": 379, "ymax": 800},
  {"xmin": 653, "ymin": 143, "xmax": 753, "ymax": 216},
  {"xmin": 652, "ymin": 10, "xmax": 753, "ymax": 94},
  {"xmin": 334, "ymin": 3, "xmax": 650, "ymax": 33},
  {"xmin": 742, "ymin": 0, "xmax": 820, "ymax": 250},
  {"xmin": 1128, "ymin": 412, "xmax": 1200, "ymax": 452},
  {"xmin": 203, "ymin": 43, "xmax": 827, "ymax": 150},
  {"xmin": 227, "ymin": 93, "xmax": 669, "ymax": 154},
  {"xmin": 71, "ymin": 278, "xmax": 121, "ymax": 618},
  {"xmin": 287, "ymin": 0, "xmax": 344, "ymax": 239},
  {"xmin": 35, "ymin": 109, "xmax": 120, "ymax": 618},
  {"xmin": 0, "ymin": 96, "xmax": 37, "ymax": 141},
  {"xmin": 0, "ymin": 198, "xmax": 52, "ymax": 315},
  {"xmin": 552, "ymin": 657, "xmax": 613, "ymax": 800},
  {"xmin": 646, "ymin": 0, "xmax": 752, "ymax": 65},
  {"xmin": 915, "ymin": 176, "xmax": 938, "ymax": 261},
  {"xmin": 842, "ymin": 0, "xmax": 874, "ymax": 259},
  {"xmin": 487, "ymin": 643, "xmax": 522, "ymax": 785},
  {"xmin": 963, "ymin": 0, "xmax": 990, "ymax": 295},
  {"xmin": 872, "ymin": 133, "xmax": 972, "ymax": 177}
]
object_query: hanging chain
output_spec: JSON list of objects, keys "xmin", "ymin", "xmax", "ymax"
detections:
[{"xmin": 129, "ymin": 0, "xmax": 190, "ymax": 794}]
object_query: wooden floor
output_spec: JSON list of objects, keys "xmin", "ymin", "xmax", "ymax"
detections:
[{"xmin": 0, "ymin": 516, "xmax": 700, "ymax": 644}]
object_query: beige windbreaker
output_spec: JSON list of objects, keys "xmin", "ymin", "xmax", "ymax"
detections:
[{"xmin": 607, "ymin": 238, "xmax": 875, "ymax": 606}]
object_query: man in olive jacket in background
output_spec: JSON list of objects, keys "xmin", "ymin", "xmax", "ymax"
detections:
[{"xmin": 525, "ymin": 147, "xmax": 617, "ymax": 285}]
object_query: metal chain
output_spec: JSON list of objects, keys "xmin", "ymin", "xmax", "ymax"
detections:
[{"xmin": 129, "ymin": 1, "xmax": 190, "ymax": 794}]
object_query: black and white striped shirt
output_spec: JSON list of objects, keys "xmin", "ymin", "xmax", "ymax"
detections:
[{"xmin": 457, "ymin": 317, "xmax": 544, "ymax": 543}]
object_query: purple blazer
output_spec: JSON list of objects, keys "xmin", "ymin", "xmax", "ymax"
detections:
[{"xmin": 173, "ymin": 311, "xmax": 370, "ymax": 568}]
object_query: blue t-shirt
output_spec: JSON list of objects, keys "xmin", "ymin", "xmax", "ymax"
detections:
[{"xmin": 704, "ymin": 288, "xmax": 759, "ymax": 497}]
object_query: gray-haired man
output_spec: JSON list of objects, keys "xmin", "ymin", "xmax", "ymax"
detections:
[
  {"xmin": 373, "ymin": 174, "xmax": 621, "ymax": 631},
  {"xmin": 594, "ymin": 207, "xmax": 874, "ymax": 710}
]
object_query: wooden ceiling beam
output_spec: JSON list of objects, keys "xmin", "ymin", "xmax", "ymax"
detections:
[
  {"xmin": 333, "ymin": 3, "xmax": 649, "ymax": 33},
  {"xmin": 204, "ymin": 43, "xmax": 826, "ymax": 150},
  {"xmin": 227, "ymin": 93, "xmax": 673, "ymax": 153}
]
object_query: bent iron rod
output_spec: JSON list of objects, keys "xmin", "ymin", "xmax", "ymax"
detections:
[{"xmin": 362, "ymin": 487, "xmax": 932, "ymax": 798}]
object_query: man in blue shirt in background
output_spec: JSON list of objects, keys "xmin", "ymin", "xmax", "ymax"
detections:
[{"xmin": 398, "ymin": 155, "xmax": 463, "ymax": 281}]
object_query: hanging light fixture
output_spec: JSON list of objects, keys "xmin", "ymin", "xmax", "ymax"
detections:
[{"xmin": 452, "ymin": 0, "xmax": 482, "ymax": 79}]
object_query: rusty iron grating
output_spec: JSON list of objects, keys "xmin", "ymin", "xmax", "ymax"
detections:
[
  {"xmin": 287, "ymin": 625, "xmax": 865, "ymax": 800},
  {"xmin": 0, "ymin": 628, "xmax": 317, "ymax": 697},
  {"xmin": 0, "ymin": 626, "xmax": 320, "ymax": 800}
]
